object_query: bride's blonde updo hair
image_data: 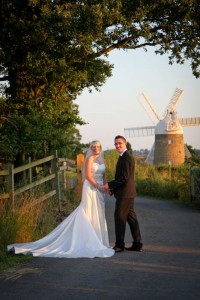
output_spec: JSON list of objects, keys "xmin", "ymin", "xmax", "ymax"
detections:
[
  {"xmin": 90, "ymin": 140, "xmax": 102, "ymax": 151},
  {"xmin": 82, "ymin": 140, "xmax": 103, "ymax": 181}
]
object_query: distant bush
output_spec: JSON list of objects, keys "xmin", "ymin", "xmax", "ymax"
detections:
[
  {"xmin": 136, "ymin": 163, "xmax": 191, "ymax": 203},
  {"xmin": 104, "ymin": 149, "xmax": 118, "ymax": 181},
  {"xmin": 104, "ymin": 150, "xmax": 191, "ymax": 204}
]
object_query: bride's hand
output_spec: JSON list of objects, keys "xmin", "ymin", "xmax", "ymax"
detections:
[
  {"xmin": 95, "ymin": 183, "xmax": 104, "ymax": 190},
  {"xmin": 98, "ymin": 185, "xmax": 105, "ymax": 190},
  {"xmin": 101, "ymin": 183, "xmax": 109, "ymax": 190}
]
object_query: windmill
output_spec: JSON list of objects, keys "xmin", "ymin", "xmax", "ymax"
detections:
[{"xmin": 124, "ymin": 88, "xmax": 200, "ymax": 165}]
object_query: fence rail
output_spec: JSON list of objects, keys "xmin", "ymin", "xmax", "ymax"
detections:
[{"xmin": 0, "ymin": 152, "xmax": 84, "ymax": 211}]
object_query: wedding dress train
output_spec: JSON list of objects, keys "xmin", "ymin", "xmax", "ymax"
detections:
[{"xmin": 7, "ymin": 163, "xmax": 114, "ymax": 258}]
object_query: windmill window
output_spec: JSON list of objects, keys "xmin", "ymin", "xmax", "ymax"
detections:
[{"xmin": 168, "ymin": 139, "xmax": 173, "ymax": 144}]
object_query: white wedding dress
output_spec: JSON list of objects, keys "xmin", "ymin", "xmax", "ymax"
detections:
[{"xmin": 7, "ymin": 163, "xmax": 114, "ymax": 258}]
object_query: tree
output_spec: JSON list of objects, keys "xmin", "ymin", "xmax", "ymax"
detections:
[
  {"xmin": 0, "ymin": 96, "xmax": 84, "ymax": 163},
  {"xmin": 126, "ymin": 141, "xmax": 133, "ymax": 154},
  {"xmin": 1, "ymin": 0, "xmax": 199, "ymax": 163}
]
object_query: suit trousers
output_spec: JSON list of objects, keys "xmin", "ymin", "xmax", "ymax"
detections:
[{"xmin": 114, "ymin": 197, "xmax": 142, "ymax": 248}]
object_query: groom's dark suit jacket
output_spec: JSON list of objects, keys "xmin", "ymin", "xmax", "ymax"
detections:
[{"xmin": 108, "ymin": 150, "xmax": 136, "ymax": 199}]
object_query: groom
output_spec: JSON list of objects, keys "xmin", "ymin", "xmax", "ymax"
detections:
[{"xmin": 104, "ymin": 135, "xmax": 143, "ymax": 253}]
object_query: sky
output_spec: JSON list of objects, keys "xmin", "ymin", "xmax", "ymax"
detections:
[{"xmin": 76, "ymin": 48, "xmax": 200, "ymax": 151}]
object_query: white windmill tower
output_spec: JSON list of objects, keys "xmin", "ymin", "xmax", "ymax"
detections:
[{"xmin": 124, "ymin": 88, "xmax": 200, "ymax": 165}]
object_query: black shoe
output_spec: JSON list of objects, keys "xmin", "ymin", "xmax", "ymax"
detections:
[
  {"xmin": 125, "ymin": 242, "xmax": 143, "ymax": 252},
  {"xmin": 112, "ymin": 246, "xmax": 124, "ymax": 253}
]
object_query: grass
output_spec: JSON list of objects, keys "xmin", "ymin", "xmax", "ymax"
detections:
[
  {"xmin": 0, "ymin": 252, "xmax": 33, "ymax": 272},
  {"xmin": 134, "ymin": 163, "xmax": 192, "ymax": 204},
  {"xmin": 0, "ymin": 175, "xmax": 80, "ymax": 272},
  {"xmin": 0, "ymin": 192, "xmax": 54, "ymax": 271}
]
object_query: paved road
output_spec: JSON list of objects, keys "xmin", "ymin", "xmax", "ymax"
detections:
[{"xmin": 0, "ymin": 196, "xmax": 200, "ymax": 300}]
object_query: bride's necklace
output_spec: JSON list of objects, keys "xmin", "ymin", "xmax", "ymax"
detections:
[{"xmin": 93, "ymin": 156, "xmax": 101, "ymax": 164}]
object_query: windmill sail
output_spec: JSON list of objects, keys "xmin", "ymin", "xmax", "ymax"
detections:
[
  {"xmin": 179, "ymin": 117, "xmax": 200, "ymax": 127},
  {"xmin": 162, "ymin": 88, "xmax": 184, "ymax": 117},
  {"xmin": 139, "ymin": 92, "xmax": 160, "ymax": 123},
  {"xmin": 124, "ymin": 126, "xmax": 155, "ymax": 138}
]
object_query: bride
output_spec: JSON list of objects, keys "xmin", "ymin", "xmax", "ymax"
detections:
[{"xmin": 8, "ymin": 141, "xmax": 115, "ymax": 258}]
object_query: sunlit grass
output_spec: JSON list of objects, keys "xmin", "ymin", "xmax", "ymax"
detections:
[{"xmin": 0, "ymin": 179, "xmax": 80, "ymax": 270}]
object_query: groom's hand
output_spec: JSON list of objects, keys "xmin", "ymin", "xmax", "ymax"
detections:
[
  {"xmin": 103, "ymin": 183, "xmax": 113, "ymax": 196},
  {"xmin": 103, "ymin": 183, "xmax": 109, "ymax": 190}
]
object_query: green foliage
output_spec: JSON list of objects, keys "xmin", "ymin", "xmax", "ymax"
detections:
[
  {"xmin": 1, "ymin": 1, "xmax": 113, "ymax": 100},
  {"xmin": 1, "ymin": 1, "xmax": 200, "ymax": 163},
  {"xmin": 136, "ymin": 177, "xmax": 179, "ymax": 199},
  {"xmin": 135, "ymin": 162, "xmax": 191, "ymax": 203},
  {"xmin": 0, "ymin": 251, "xmax": 32, "ymax": 272},
  {"xmin": 104, "ymin": 149, "xmax": 119, "ymax": 181},
  {"xmin": 0, "ymin": 96, "xmax": 84, "ymax": 162},
  {"xmin": 104, "ymin": 150, "xmax": 193, "ymax": 204},
  {"xmin": 0, "ymin": 209, "xmax": 19, "ymax": 254},
  {"xmin": 126, "ymin": 141, "xmax": 133, "ymax": 154}
]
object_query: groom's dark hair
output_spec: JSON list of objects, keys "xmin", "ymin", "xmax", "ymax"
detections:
[{"xmin": 114, "ymin": 135, "xmax": 127, "ymax": 143}]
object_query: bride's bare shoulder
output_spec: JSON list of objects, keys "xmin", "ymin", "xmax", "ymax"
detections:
[{"xmin": 85, "ymin": 156, "xmax": 93, "ymax": 165}]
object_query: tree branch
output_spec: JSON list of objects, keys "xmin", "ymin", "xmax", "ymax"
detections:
[
  {"xmin": 0, "ymin": 76, "xmax": 9, "ymax": 81},
  {"xmin": 96, "ymin": 38, "xmax": 159, "ymax": 57},
  {"xmin": 0, "ymin": 117, "xmax": 18, "ymax": 130}
]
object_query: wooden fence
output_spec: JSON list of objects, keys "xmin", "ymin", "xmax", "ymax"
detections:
[{"xmin": 0, "ymin": 151, "xmax": 85, "ymax": 211}]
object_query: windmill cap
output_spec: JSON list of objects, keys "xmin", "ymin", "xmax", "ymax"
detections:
[{"xmin": 155, "ymin": 112, "xmax": 183, "ymax": 135}]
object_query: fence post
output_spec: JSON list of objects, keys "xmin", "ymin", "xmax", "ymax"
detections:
[
  {"xmin": 8, "ymin": 164, "xmax": 15, "ymax": 211},
  {"xmin": 62, "ymin": 161, "xmax": 67, "ymax": 189},
  {"xmin": 28, "ymin": 157, "xmax": 32, "ymax": 183},
  {"xmin": 52, "ymin": 150, "xmax": 61, "ymax": 211},
  {"xmin": 76, "ymin": 154, "xmax": 85, "ymax": 199},
  {"xmin": 28, "ymin": 157, "xmax": 32, "ymax": 196},
  {"xmin": 4, "ymin": 164, "xmax": 10, "ymax": 193}
]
